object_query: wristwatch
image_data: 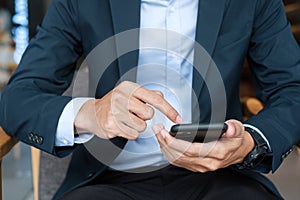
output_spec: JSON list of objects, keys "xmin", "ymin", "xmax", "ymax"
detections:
[{"xmin": 236, "ymin": 126, "xmax": 268, "ymax": 170}]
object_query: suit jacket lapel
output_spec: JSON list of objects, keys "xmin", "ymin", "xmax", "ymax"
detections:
[
  {"xmin": 92, "ymin": 0, "xmax": 141, "ymax": 154},
  {"xmin": 192, "ymin": 0, "xmax": 227, "ymax": 122},
  {"xmin": 109, "ymin": 0, "xmax": 140, "ymax": 82}
]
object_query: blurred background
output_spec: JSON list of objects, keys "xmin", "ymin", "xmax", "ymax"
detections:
[
  {"xmin": 0, "ymin": 1, "xmax": 51, "ymax": 200},
  {"xmin": 0, "ymin": 0, "xmax": 299, "ymax": 199}
]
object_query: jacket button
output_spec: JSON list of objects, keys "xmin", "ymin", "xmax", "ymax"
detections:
[
  {"xmin": 34, "ymin": 135, "xmax": 39, "ymax": 141},
  {"xmin": 281, "ymin": 148, "xmax": 293, "ymax": 160},
  {"xmin": 37, "ymin": 136, "xmax": 44, "ymax": 145},
  {"xmin": 28, "ymin": 133, "xmax": 34, "ymax": 141}
]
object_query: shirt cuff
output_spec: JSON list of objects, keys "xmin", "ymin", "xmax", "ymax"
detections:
[
  {"xmin": 55, "ymin": 97, "xmax": 94, "ymax": 146},
  {"xmin": 74, "ymin": 132, "xmax": 95, "ymax": 144},
  {"xmin": 244, "ymin": 124, "xmax": 272, "ymax": 151}
]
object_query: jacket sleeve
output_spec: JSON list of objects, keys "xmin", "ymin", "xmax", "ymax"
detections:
[
  {"xmin": 0, "ymin": 0, "xmax": 82, "ymax": 157},
  {"xmin": 245, "ymin": 0, "xmax": 300, "ymax": 172}
]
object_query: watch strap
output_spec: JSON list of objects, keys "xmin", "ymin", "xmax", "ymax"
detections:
[{"xmin": 236, "ymin": 126, "xmax": 268, "ymax": 170}]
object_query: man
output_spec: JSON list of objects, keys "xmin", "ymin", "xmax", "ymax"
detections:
[{"xmin": 1, "ymin": 0, "xmax": 300, "ymax": 199}]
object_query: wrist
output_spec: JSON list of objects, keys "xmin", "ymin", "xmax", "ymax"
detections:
[
  {"xmin": 74, "ymin": 99, "xmax": 96, "ymax": 134},
  {"xmin": 242, "ymin": 130, "xmax": 255, "ymax": 158}
]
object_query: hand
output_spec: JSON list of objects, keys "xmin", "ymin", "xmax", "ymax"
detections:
[
  {"xmin": 74, "ymin": 81, "xmax": 181, "ymax": 140},
  {"xmin": 153, "ymin": 119, "xmax": 255, "ymax": 172}
]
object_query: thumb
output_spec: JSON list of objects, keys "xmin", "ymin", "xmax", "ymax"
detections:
[{"xmin": 224, "ymin": 120, "xmax": 244, "ymax": 138}]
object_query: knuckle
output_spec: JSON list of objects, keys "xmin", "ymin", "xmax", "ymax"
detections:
[
  {"xmin": 122, "ymin": 130, "xmax": 139, "ymax": 140},
  {"xmin": 214, "ymin": 146, "xmax": 226, "ymax": 159},
  {"xmin": 144, "ymin": 106, "xmax": 154, "ymax": 119},
  {"xmin": 164, "ymin": 138, "xmax": 173, "ymax": 146},
  {"xmin": 106, "ymin": 132, "xmax": 116, "ymax": 139},
  {"xmin": 120, "ymin": 80, "xmax": 130, "ymax": 87},
  {"xmin": 197, "ymin": 168, "xmax": 208, "ymax": 173},
  {"xmin": 215, "ymin": 152, "xmax": 226, "ymax": 160},
  {"xmin": 189, "ymin": 147, "xmax": 200, "ymax": 156},
  {"xmin": 112, "ymin": 94, "xmax": 125, "ymax": 105},
  {"xmin": 131, "ymin": 132, "xmax": 139, "ymax": 140},
  {"xmin": 113, "ymin": 91, "xmax": 124, "ymax": 99},
  {"xmin": 192, "ymin": 162, "xmax": 207, "ymax": 173},
  {"xmin": 208, "ymin": 162, "xmax": 220, "ymax": 171},
  {"xmin": 236, "ymin": 157, "xmax": 244, "ymax": 164},
  {"xmin": 185, "ymin": 151, "xmax": 193, "ymax": 157},
  {"xmin": 151, "ymin": 93, "xmax": 164, "ymax": 105},
  {"xmin": 103, "ymin": 122, "xmax": 111, "ymax": 131},
  {"xmin": 103, "ymin": 116, "xmax": 116, "ymax": 130},
  {"xmin": 170, "ymin": 109, "xmax": 178, "ymax": 118},
  {"xmin": 171, "ymin": 159, "xmax": 180, "ymax": 166},
  {"xmin": 103, "ymin": 120, "xmax": 113, "ymax": 130},
  {"xmin": 189, "ymin": 168, "xmax": 197, "ymax": 172},
  {"xmin": 141, "ymin": 121, "xmax": 147, "ymax": 132},
  {"xmin": 137, "ymin": 121, "xmax": 147, "ymax": 132},
  {"xmin": 117, "ymin": 81, "xmax": 135, "ymax": 93},
  {"xmin": 155, "ymin": 90, "xmax": 164, "ymax": 97},
  {"xmin": 107, "ymin": 134, "xmax": 115, "ymax": 139}
]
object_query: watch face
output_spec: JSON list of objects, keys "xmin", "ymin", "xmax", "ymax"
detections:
[{"xmin": 253, "ymin": 146, "xmax": 268, "ymax": 162}]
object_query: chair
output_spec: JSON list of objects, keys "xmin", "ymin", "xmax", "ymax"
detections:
[
  {"xmin": 0, "ymin": 127, "xmax": 71, "ymax": 200},
  {"xmin": 0, "ymin": 60, "xmax": 88, "ymax": 200},
  {"xmin": 0, "ymin": 127, "xmax": 18, "ymax": 200},
  {"xmin": 284, "ymin": 0, "xmax": 300, "ymax": 44}
]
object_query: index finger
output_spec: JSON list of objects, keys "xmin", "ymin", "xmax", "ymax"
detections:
[{"xmin": 134, "ymin": 87, "xmax": 182, "ymax": 123}]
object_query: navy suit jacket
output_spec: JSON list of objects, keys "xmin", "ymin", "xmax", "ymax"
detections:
[{"xmin": 1, "ymin": 0, "xmax": 300, "ymax": 199}]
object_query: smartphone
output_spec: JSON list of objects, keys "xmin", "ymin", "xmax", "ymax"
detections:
[{"xmin": 170, "ymin": 123, "xmax": 228, "ymax": 143}]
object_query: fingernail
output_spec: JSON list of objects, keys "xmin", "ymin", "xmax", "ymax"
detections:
[
  {"xmin": 176, "ymin": 115, "xmax": 182, "ymax": 124},
  {"xmin": 160, "ymin": 129, "xmax": 168, "ymax": 139}
]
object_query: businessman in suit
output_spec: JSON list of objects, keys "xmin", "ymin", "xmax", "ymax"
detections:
[{"xmin": 1, "ymin": 0, "xmax": 300, "ymax": 199}]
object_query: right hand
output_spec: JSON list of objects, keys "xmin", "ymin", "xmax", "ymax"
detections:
[{"xmin": 74, "ymin": 81, "xmax": 182, "ymax": 140}]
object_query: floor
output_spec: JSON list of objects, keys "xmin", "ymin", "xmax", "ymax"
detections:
[
  {"xmin": 266, "ymin": 148, "xmax": 300, "ymax": 199},
  {"xmin": 2, "ymin": 143, "xmax": 33, "ymax": 200},
  {"xmin": 2, "ymin": 143, "xmax": 300, "ymax": 200}
]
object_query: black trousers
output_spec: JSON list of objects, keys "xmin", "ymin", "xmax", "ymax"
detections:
[{"xmin": 60, "ymin": 165, "xmax": 280, "ymax": 200}]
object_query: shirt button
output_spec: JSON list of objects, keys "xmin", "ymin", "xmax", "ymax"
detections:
[{"xmin": 63, "ymin": 140, "xmax": 68, "ymax": 144}]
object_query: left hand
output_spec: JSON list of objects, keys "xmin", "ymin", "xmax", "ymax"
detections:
[{"xmin": 153, "ymin": 120, "xmax": 255, "ymax": 172}]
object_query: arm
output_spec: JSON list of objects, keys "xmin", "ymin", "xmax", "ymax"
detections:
[
  {"xmin": 0, "ymin": 0, "xmax": 181, "ymax": 158},
  {"xmin": 0, "ymin": 0, "xmax": 82, "ymax": 157},
  {"xmin": 246, "ymin": 0, "xmax": 300, "ymax": 172},
  {"xmin": 154, "ymin": 0, "xmax": 300, "ymax": 173}
]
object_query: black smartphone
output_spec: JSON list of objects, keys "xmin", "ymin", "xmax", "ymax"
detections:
[{"xmin": 170, "ymin": 123, "xmax": 228, "ymax": 143}]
